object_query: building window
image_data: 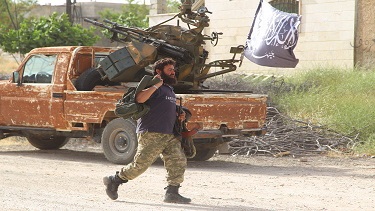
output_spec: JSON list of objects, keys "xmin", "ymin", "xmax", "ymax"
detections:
[{"xmin": 269, "ymin": 0, "xmax": 300, "ymax": 14}]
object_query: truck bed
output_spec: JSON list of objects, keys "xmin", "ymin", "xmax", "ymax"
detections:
[{"xmin": 180, "ymin": 93, "xmax": 267, "ymax": 137}]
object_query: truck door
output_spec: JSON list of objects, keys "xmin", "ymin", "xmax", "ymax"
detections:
[{"xmin": 0, "ymin": 54, "xmax": 58, "ymax": 127}]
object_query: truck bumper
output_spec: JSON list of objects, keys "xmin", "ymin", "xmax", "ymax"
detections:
[
  {"xmin": 193, "ymin": 127, "xmax": 267, "ymax": 140},
  {"xmin": 240, "ymin": 127, "xmax": 267, "ymax": 136}
]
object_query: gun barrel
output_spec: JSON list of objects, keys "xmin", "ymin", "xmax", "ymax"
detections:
[
  {"xmin": 84, "ymin": 18, "xmax": 100, "ymax": 25},
  {"xmin": 103, "ymin": 19, "xmax": 116, "ymax": 25},
  {"xmin": 83, "ymin": 18, "xmax": 92, "ymax": 22},
  {"xmin": 83, "ymin": 18, "xmax": 113, "ymax": 30},
  {"xmin": 84, "ymin": 18, "xmax": 132, "ymax": 39}
]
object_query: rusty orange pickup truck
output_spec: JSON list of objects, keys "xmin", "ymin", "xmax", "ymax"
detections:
[{"xmin": 0, "ymin": 46, "xmax": 267, "ymax": 164}]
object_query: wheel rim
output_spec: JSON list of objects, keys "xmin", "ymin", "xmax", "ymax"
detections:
[{"xmin": 110, "ymin": 129, "xmax": 133, "ymax": 154}]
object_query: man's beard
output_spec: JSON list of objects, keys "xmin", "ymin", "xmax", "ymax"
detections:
[{"xmin": 161, "ymin": 71, "xmax": 177, "ymax": 85}]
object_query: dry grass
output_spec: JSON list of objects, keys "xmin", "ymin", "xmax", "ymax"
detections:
[
  {"xmin": 0, "ymin": 137, "xmax": 28, "ymax": 146},
  {"xmin": 0, "ymin": 56, "xmax": 19, "ymax": 74}
]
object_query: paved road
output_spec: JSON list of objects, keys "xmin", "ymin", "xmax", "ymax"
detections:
[{"xmin": 0, "ymin": 139, "xmax": 374, "ymax": 211}]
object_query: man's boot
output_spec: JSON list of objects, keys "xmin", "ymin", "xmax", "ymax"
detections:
[
  {"xmin": 103, "ymin": 171, "xmax": 128, "ymax": 200},
  {"xmin": 164, "ymin": 185, "xmax": 191, "ymax": 204}
]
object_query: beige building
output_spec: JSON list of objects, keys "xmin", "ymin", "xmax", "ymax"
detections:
[{"xmin": 150, "ymin": 0, "xmax": 374, "ymax": 75}]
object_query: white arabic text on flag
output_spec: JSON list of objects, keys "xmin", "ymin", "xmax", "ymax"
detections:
[{"xmin": 244, "ymin": 0, "xmax": 301, "ymax": 68}]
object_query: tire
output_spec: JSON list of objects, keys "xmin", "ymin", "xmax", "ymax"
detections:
[
  {"xmin": 26, "ymin": 135, "xmax": 69, "ymax": 150},
  {"xmin": 188, "ymin": 148, "xmax": 216, "ymax": 161},
  {"xmin": 75, "ymin": 67, "xmax": 119, "ymax": 91},
  {"xmin": 101, "ymin": 118, "xmax": 137, "ymax": 164},
  {"xmin": 0, "ymin": 130, "xmax": 4, "ymax": 139}
]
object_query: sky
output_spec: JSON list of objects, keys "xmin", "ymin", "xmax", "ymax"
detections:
[{"xmin": 37, "ymin": 0, "xmax": 150, "ymax": 5}]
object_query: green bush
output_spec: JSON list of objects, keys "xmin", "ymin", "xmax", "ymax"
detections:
[
  {"xmin": 0, "ymin": 13, "xmax": 99, "ymax": 54},
  {"xmin": 356, "ymin": 133, "xmax": 375, "ymax": 155},
  {"xmin": 271, "ymin": 67, "xmax": 375, "ymax": 155}
]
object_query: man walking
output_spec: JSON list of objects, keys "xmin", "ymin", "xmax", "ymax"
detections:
[{"xmin": 103, "ymin": 58, "xmax": 191, "ymax": 204}]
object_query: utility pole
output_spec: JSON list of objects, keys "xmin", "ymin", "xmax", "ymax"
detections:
[{"xmin": 66, "ymin": 0, "xmax": 73, "ymax": 23}]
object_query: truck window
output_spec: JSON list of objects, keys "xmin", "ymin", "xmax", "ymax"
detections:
[{"xmin": 22, "ymin": 54, "xmax": 57, "ymax": 83}]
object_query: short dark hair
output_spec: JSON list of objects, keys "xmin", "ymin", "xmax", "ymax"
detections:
[{"xmin": 153, "ymin": 58, "xmax": 176, "ymax": 75}]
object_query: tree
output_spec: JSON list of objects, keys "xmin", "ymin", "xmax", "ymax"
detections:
[
  {"xmin": 166, "ymin": 0, "xmax": 180, "ymax": 13},
  {"xmin": 0, "ymin": 13, "xmax": 99, "ymax": 54},
  {"xmin": 99, "ymin": 0, "xmax": 149, "ymax": 29},
  {"xmin": 0, "ymin": 0, "xmax": 37, "ymax": 30}
]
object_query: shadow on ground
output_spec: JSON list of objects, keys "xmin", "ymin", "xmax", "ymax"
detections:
[{"xmin": 0, "ymin": 146, "xmax": 366, "ymax": 179}]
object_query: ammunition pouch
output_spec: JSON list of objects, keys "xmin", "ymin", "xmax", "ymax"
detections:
[
  {"xmin": 114, "ymin": 100, "xmax": 150, "ymax": 120},
  {"xmin": 114, "ymin": 75, "xmax": 160, "ymax": 120}
]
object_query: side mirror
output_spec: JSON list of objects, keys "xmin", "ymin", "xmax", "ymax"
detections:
[{"xmin": 12, "ymin": 71, "xmax": 21, "ymax": 86}]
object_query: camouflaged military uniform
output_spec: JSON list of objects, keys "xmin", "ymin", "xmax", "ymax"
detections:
[
  {"xmin": 104, "ymin": 59, "xmax": 191, "ymax": 203},
  {"xmin": 119, "ymin": 132, "xmax": 186, "ymax": 185},
  {"xmin": 118, "ymin": 83, "xmax": 187, "ymax": 185}
]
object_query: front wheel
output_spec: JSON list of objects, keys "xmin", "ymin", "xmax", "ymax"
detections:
[
  {"xmin": 101, "ymin": 118, "xmax": 137, "ymax": 164},
  {"xmin": 26, "ymin": 135, "xmax": 69, "ymax": 150},
  {"xmin": 0, "ymin": 130, "xmax": 4, "ymax": 139}
]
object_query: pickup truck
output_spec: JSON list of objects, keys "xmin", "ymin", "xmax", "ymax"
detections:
[{"xmin": 0, "ymin": 46, "xmax": 267, "ymax": 164}]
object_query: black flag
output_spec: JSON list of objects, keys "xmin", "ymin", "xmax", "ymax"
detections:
[{"xmin": 244, "ymin": 0, "xmax": 301, "ymax": 68}]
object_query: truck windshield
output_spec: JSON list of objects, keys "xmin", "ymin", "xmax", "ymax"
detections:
[{"xmin": 22, "ymin": 54, "xmax": 57, "ymax": 83}]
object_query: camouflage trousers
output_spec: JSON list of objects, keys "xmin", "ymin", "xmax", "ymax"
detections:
[{"xmin": 119, "ymin": 132, "xmax": 187, "ymax": 186}]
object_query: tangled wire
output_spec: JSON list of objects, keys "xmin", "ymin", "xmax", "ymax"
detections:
[{"xmin": 228, "ymin": 107, "xmax": 360, "ymax": 157}]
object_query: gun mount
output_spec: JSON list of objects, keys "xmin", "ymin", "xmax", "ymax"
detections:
[{"xmin": 84, "ymin": 1, "xmax": 244, "ymax": 93}]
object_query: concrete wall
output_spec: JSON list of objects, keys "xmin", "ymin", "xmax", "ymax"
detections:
[
  {"xmin": 148, "ymin": 13, "xmax": 180, "ymax": 26},
  {"xmin": 296, "ymin": 0, "xmax": 355, "ymax": 70},
  {"xmin": 29, "ymin": 2, "xmax": 126, "ymax": 21},
  {"xmin": 149, "ymin": 0, "xmax": 168, "ymax": 15}
]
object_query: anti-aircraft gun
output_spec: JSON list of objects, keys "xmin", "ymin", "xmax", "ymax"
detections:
[{"xmin": 84, "ymin": 0, "xmax": 244, "ymax": 93}]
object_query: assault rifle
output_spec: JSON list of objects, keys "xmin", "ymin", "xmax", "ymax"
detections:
[{"xmin": 175, "ymin": 98, "xmax": 197, "ymax": 159}]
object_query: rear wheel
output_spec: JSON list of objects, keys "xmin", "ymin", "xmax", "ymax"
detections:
[
  {"xmin": 26, "ymin": 135, "xmax": 69, "ymax": 150},
  {"xmin": 101, "ymin": 118, "xmax": 137, "ymax": 164},
  {"xmin": 188, "ymin": 148, "xmax": 216, "ymax": 161}
]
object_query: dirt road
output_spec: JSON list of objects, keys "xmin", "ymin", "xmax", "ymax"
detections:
[{"xmin": 0, "ymin": 138, "xmax": 374, "ymax": 211}]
